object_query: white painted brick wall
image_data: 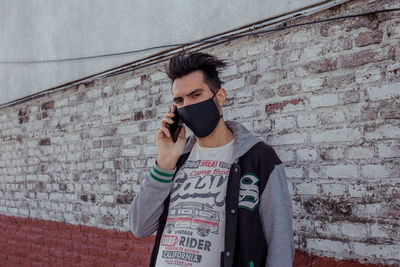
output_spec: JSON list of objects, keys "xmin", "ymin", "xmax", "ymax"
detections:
[{"xmin": 0, "ymin": 0, "xmax": 399, "ymax": 265}]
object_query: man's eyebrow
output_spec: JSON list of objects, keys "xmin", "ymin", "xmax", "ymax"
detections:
[
  {"xmin": 187, "ymin": 88, "xmax": 204, "ymax": 96},
  {"xmin": 173, "ymin": 88, "xmax": 205, "ymax": 102}
]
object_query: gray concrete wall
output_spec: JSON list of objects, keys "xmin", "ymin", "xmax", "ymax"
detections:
[{"xmin": 1, "ymin": 0, "xmax": 326, "ymax": 105}]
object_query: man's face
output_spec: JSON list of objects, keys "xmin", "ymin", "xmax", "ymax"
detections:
[{"xmin": 172, "ymin": 70, "xmax": 215, "ymax": 109}]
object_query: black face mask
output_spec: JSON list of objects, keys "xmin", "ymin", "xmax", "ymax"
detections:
[{"xmin": 177, "ymin": 90, "xmax": 222, "ymax": 138}]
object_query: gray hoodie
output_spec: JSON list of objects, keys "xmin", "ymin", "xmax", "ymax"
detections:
[{"xmin": 129, "ymin": 120, "xmax": 294, "ymax": 267}]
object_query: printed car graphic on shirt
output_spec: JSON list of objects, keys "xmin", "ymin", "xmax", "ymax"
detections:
[{"xmin": 165, "ymin": 201, "xmax": 220, "ymax": 237}]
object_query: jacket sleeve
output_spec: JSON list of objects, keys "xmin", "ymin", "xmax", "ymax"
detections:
[
  {"xmin": 259, "ymin": 164, "xmax": 294, "ymax": 267},
  {"xmin": 129, "ymin": 163, "xmax": 175, "ymax": 238}
]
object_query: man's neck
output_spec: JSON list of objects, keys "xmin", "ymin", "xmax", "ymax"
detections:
[{"xmin": 196, "ymin": 119, "xmax": 234, "ymax": 148}]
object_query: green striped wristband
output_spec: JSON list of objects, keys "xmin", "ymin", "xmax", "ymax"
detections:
[{"xmin": 149, "ymin": 165, "xmax": 175, "ymax": 183}]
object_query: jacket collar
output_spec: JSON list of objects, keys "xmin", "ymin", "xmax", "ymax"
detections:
[{"xmin": 182, "ymin": 120, "xmax": 262, "ymax": 160}]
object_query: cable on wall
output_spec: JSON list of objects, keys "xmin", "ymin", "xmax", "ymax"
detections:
[
  {"xmin": 2, "ymin": 8, "xmax": 400, "ymax": 64},
  {"xmin": 1, "ymin": 7, "xmax": 399, "ymax": 109}
]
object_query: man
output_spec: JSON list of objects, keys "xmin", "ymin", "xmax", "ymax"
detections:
[{"xmin": 129, "ymin": 52, "xmax": 294, "ymax": 267}]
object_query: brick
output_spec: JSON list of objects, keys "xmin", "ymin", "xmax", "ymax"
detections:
[
  {"xmin": 379, "ymin": 99, "xmax": 400, "ymax": 120},
  {"xmin": 355, "ymin": 31, "xmax": 383, "ymax": 47},
  {"xmin": 320, "ymin": 110, "xmax": 345, "ymax": 124},
  {"xmin": 377, "ymin": 142, "xmax": 400, "ymax": 158},
  {"xmin": 307, "ymin": 238, "xmax": 350, "ymax": 254},
  {"xmin": 224, "ymin": 77, "xmax": 245, "ymax": 90},
  {"xmin": 387, "ymin": 20, "xmax": 400, "ymax": 39},
  {"xmin": 150, "ymin": 71, "xmax": 165, "ymax": 82},
  {"xmin": 234, "ymin": 89, "xmax": 254, "ymax": 104},
  {"xmin": 319, "ymin": 146, "xmax": 345, "ymax": 161},
  {"xmin": 106, "ymin": 239, "xmax": 127, "ymax": 250},
  {"xmin": 348, "ymin": 183, "xmax": 375, "ymax": 198},
  {"xmin": 366, "ymin": 83, "xmax": 400, "ymax": 101},
  {"xmin": 239, "ymin": 60, "xmax": 258, "ymax": 74},
  {"xmin": 282, "ymin": 49, "xmax": 302, "ymax": 64},
  {"xmin": 340, "ymin": 46, "xmax": 395, "ymax": 69},
  {"xmin": 301, "ymin": 76, "xmax": 325, "ymax": 92},
  {"xmin": 268, "ymin": 132, "xmax": 308, "ymax": 145},
  {"xmin": 312, "ymin": 257, "xmax": 337, "ymax": 267},
  {"xmin": 41, "ymin": 101, "xmax": 55, "ymax": 110},
  {"xmin": 310, "ymin": 94, "xmax": 338, "ymax": 108},
  {"xmin": 370, "ymin": 223, "xmax": 392, "ymax": 239},
  {"xmin": 311, "ymin": 128, "xmax": 361, "ymax": 143},
  {"xmin": 266, "ymin": 98, "xmax": 304, "ymax": 113},
  {"xmin": 121, "ymin": 148, "xmax": 140, "ymax": 157},
  {"xmin": 320, "ymin": 147, "xmax": 345, "ymax": 161},
  {"xmin": 353, "ymin": 243, "xmax": 400, "ymax": 260},
  {"xmin": 273, "ymin": 116, "xmax": 296, "ymax": 132},
  {"xmin": 355, "ymin": 67, "xmax": 382, "ymax": 83},
  {"xmin": 285, "ymin": 168, "xmax": 304, "ymax": 179},
  {"xmin": 341, "ymin": 222, "xmax": 369, "ymax": 238},
  {"xmin": 38, "ymin": 138, "xmax": 51, "ymax": 146},
  {"xmin": 347, "ymin": 146, "xmax": 375, "ymax": 159},
  {"xmin": 315, "ymin": 220, "xmax": 340, "ymax": 236},
  {"xmin": 80, "ymin": 255, "xmax": 97, "ymax": 266},
  {"xmin": 325, "ymin": 165, "xmax": 358, "ymax": 178},
  {"xmin": 361, "ymin": 164, "xmax": 390, "ymax": 179},
  {"xmin": 121, "ymin": 77, "xmax": 141, "ymax": 89},
  {"xmin": 304, "ymin": 58, "xmax": 337, "ymax": 74},
  {"xmin": 228, "ymin": 106, "xmax": 261, "ymax": 120},
  {"xmin": 260, "ymin": 69, "xmax": 287, "ymax": 83},
  {"xmin": 221, "ymin": 64, "xmax": 238, "ymax": 77},
  {"xmin": 354, "ymin": 203, "xmax": 386, "ymax": 218},
  {"xmin": 321, "ymin": 183, "xmax": 346, "ymax": 196},
  {"xmin": 297, "ymin": 148, "xmax": 318, "ymax": 161},
  {"xmin": 275, "ymin": 148, "xmax": 295, "ymax": 162},
  {"xmin": 252, "ymin": 119, "xmax": 272, "ymax": 132},
  {"xmin": 293, "ymin": 250, "xmax": 312, "ymax": 267},
  {"xmin": 296, "ymin": 182, "xmax": 318, "ymax": 195},
  {"xmin": 277, "ymin": 83, "xmax": 300, "ymax": 96},
  {"xmin": 365, "ymin": 124, "xmax": 400, "ymax": 140},
  {"xmin": 246, "ymin": 42, "xmax": 267, "ymax": 56},
  {"xmin": 297, "ymin": 113, "xmax": 318, "ymax": 128}
]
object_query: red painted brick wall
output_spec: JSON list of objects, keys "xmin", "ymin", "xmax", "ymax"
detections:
[
  {"xmin": 1, "ymin": 214, "xmax": 391, "ymax": 267},
  {"xmin": 0, "ymin": 214, "xmax": 154, "ymax": 267}
]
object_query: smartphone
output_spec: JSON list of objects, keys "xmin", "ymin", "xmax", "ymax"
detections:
[{"xmin": 167, "ymin": 107, "xmax": 183, "ymax": 142}]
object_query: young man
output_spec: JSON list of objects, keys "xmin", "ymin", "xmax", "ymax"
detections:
[{"xmin": 129, "ymin": 52, "xmax": 294, "ymax": 267}]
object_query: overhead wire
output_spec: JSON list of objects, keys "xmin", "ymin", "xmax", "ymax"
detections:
[
  {"xmin": 1, "ymin": 8, "xmax": 399, "ymax": 64},
  {"xmin": 0, "ymin": 7, "xmax": 399, "ymax": 108}
]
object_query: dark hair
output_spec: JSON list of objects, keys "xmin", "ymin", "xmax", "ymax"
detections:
[{"xmin": 166, "ymin": 52, "xmax": 227, "ymax": 93}]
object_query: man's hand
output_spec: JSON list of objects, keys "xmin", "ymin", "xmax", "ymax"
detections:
[{"xmin": 156, "ymin": 105, "xmax": 186, "ymax": 170}]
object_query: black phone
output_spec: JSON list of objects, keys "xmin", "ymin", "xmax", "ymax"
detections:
[{"xmin": 167, "ymin": 107, "xmax": 183, "ymax": 142}]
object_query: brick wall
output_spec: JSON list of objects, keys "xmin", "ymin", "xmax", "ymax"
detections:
[
  {"xmin": 0, "ymin": 0, "xmax": 399, "ymax": 265},
  {"xmin": 0, "ymin": 214, "xmax": 154, "ymax": 266}
]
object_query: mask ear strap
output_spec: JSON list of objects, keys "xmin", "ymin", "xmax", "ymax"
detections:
[
  {"xmin": 212, "ymin": 89, "xmax": 220, "ymax": 98},
  {"xmin": 214, "ymin": 89, "xmax": 223, "ymax": 119}
]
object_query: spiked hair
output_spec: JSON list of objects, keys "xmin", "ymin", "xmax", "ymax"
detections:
[{"xmin": 166, "ymin": 52, "xmax": 227, "ymax": 93}]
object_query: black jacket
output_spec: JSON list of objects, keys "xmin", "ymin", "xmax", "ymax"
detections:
[{"xmin": 130, "ymin": 121, "xmax": 294, "ymax": 267}]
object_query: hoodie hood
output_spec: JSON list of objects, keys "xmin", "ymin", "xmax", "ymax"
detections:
[{"xmin": 182, "ymin": 120, "xmax": 262, "ymax": 159}]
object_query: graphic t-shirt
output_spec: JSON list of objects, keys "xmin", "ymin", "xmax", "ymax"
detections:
[{"xmin": 155, "ymin": 139, "xmax": 235, "ymax": 266}]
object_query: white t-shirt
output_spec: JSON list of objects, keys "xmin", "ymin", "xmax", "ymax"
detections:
[{"xmin": 155, "ymin": 139, "xmax": 235, "ymax": 266}]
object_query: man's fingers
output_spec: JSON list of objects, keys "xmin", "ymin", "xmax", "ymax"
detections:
[
  {"xmin": 160, "ymin": 118, "xmax": 173, "ymax": 127},
  {"xmin": 157, "ymin": 108, "xmax": 178, "ymax": 140},
  {"xmin": 160, "ymin": 113, "xmax": 174, "ymax": 126},
  {"xmin": 179, "ymin": 126, "xmax": 186, "ymax": 138},
  {"xmin": 159, "ymin": 125, "xmax": 171, "ymax": 138}
]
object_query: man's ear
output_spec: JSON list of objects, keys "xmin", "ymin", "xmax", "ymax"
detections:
[{"xmin": 215, "ymin": 88, "xmax": 226, "ymax": 106}]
